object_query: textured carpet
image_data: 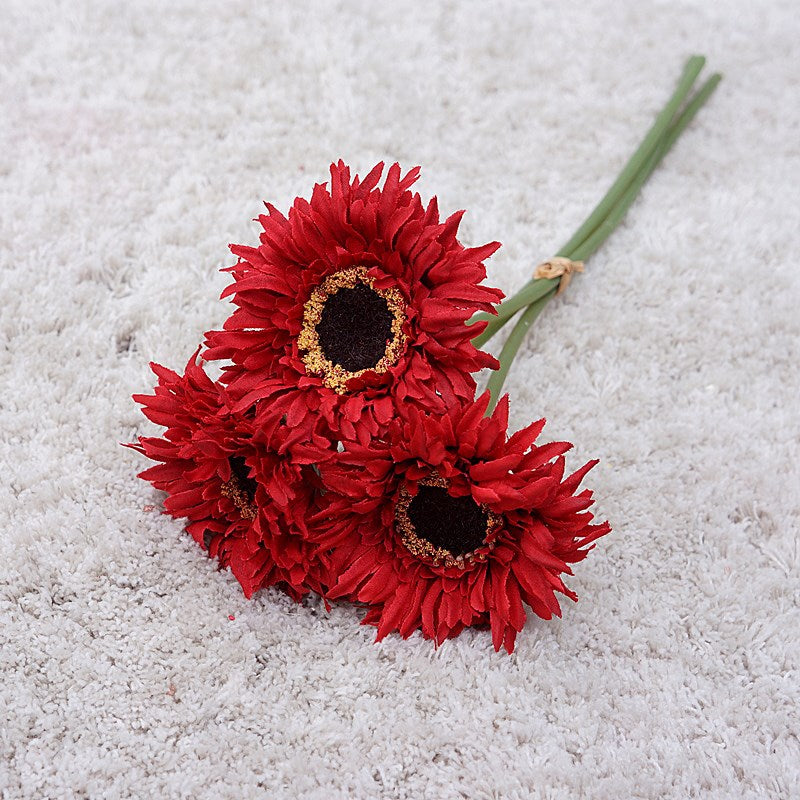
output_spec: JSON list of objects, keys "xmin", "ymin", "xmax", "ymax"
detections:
[{"xmin": 1, "ymin": 2, "xmax": 799, "ymax": 798}]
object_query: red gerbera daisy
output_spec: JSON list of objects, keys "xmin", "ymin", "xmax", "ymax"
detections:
[
  {"xmin": 129, "ymin": 352, "xmax": 328, "ymax": 600},
  {"xmin": 311, "ymin": 393, "xmax": 610, "ymax": 653},
  {"xmin": 203, "ymin": 161, "xmax": 503, "ymax": 443}
]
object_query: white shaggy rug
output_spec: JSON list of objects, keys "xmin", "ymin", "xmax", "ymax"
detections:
[{"xmin": 2, "ymin": 2, "xmax": 799, "ymax": 798}]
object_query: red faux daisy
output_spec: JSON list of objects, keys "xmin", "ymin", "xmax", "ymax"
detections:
[
  {"xmin": 311, "ymin": 393, "xmax": 611, "ymax": 653},
  {"xmin": 203, "ymin": 161, "xmax": 503, "ymax": 443},
  {"xmin": 129, "ymin": 352, "xmax": 328, "ymax": 600}
]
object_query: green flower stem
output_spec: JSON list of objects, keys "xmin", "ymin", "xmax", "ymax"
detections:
[
  {"xmin": 561, "ymin": 55, "xmax": 706, "ymax": 254},
  {"xmin": 470, "ymin": 55, "xmax": 708, "ymax": 349},
  {"xmin": 485, "ymin": 288, "xmax": 556, "ymax": 408},
  {"xmin": 483, "ymin": 70, "xmax": 722, "ymax": 410},
  {"xmin": 472, "ymin": 276, "xmax": 560, "ymax": 351},
  {"xmin": 570, "ymin": 73, "xmax": 722, "ymax": 263}
]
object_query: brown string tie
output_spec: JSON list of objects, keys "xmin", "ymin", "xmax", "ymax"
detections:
[{"xmin": 533, "ymin": 257, "xmax": 585, "ymax": 295}]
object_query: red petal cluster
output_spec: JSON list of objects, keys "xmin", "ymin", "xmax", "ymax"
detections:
[
  {"xmin": 130, "ymin": 352, "xmax": 328, "ymax": 600},
  {"xmin": 310, "ymin": 393, "xmax": 610, "ymax": 653},
  {"xmin": 203, "ymin": 161, "xmax": 503, "ymax": 441}
]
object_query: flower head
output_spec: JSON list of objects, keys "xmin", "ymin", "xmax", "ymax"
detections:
[
  {"xmin": 203, "ymin": 161, "xmax": 503, "ymax": 443},
  {"xmin": 130, "ymin": 352, "xmax": 327, "ymax": 600},
  {"xmin": 311, "ymin": 393, "xmax": 610, "ymax": 653}
]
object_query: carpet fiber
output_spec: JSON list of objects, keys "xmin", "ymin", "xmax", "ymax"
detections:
[{"xmin": 1, "ymin": 2, "xmax": 799, "ymax": 798}]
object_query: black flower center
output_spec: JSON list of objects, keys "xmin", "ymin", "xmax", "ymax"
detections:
[
  {"xmin": 221, "ymin": 456, "xmax": 258, "ymax": 520},
  {"xmin": 316, "ymin": 282, "xmax": 394, "ymax": 372},
  {"xmin": 407, "ymin": 485, "xmax": 489, "ymax": 557},
  {"xmin": 298, "ymin": 267, "xmax": 408, "ymax": 394},
  {"xmin": 229, "ymin": 456, "xmax": 257, "ymax": 499}
]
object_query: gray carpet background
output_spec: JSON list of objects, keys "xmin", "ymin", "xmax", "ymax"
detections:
[{"xmin": 1, "ymin": 2, "xmax": 798, "ymax": 798}]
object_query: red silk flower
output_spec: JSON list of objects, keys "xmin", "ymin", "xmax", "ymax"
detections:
[
  {"xmin": 310, "ymin": 392, "xmax": 610, "ymax": 653},
  {"xmin": 129, "ymin": 57, "xmax": 723, "ymax": 649},
  {"xmin": 203, "ymin": 161, "xmax": 503, "ymax": 444},
  {"xmin": 130, "ymin": 353, "xmax": 328, "ymax": 600}
]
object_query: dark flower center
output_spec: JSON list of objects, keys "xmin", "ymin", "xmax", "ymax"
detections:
[
  {"xmin": 407, "ymin": 485, "xmax": 489, "ymax": 556},
  {"xmin": 298, "ymin": 267, "xmax": 407, "ymax": 394},
  {"xmin": 229, "ymin": 456, "xmax": 258, "ymax": 498},
  {"xmin": 221, "ymin": 456, "xmax": 258, "ymax": 520},
  {"xmin": 317, "ymin": 282, "xmax": 394, "ymax": 372}
]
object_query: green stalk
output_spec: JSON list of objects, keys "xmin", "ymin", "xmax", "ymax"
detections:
[
  {"xmin": 471, "ymin": 276, "xmax": 559, "ymax": 350},
  {"xmin": 571, "ymin": 73, "xmax": 722, "ymax": 263},
  {"xmin": 560, "ymin": 55, "xmax": 706, "ymax": 255},
  {"xmin": 483, "ymin": 71, "xmax": 722, "ymax": 410},
  {"xmin": 485, "ymin": 288, "xmax": 556, "ymax": 407},
  {"xmin": 470, "ymin": 55, "xmax": 708, "ymax": 348},
  {"xmin": 661, "ymin": 73, "xmax": 721, "ymax": 151}
]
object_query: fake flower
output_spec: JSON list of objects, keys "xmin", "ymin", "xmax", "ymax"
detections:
[
  {"xmin": 202, "ymin": 160, "xmax": 503, "ymax": 443},
  {"xmin": 129, "ymin": 353, "xmax": 327, "ymax": 600},
  {"xmin": 132, "ymin": 56, "xmax": 721, "ymax": 653},
  {"xmin": 311, "ymin": 393, "xmax": 610, "ymax": 653}
]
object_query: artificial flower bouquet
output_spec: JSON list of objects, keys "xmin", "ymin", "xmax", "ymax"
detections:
[{"xmin": 131, "ymin": 57, "xmax": 719, "ymax": 652}]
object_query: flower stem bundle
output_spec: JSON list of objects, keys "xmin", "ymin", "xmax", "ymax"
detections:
[{"xmin": 471, "ymin": 56, "xmax": 722, "ymax": 407}]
